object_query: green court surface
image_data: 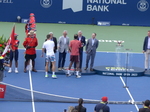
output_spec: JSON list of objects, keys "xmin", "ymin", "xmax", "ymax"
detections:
[{"xmin": 0, "ymin": 22, "xmax": 150, "ymax": 52}]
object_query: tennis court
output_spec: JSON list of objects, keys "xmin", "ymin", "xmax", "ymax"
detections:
[{"xmin": 0, "ymin": 22, "xmax": 150, "ymax": 112}]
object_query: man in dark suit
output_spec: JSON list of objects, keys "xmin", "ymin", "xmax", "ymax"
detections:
[
  {"xmin": 45, "ymin": 32, "xmax": 57, "ymax": 70},
  {"xmin": 85, "ymin": 33, "xmax": 99, "ymax": 71},
  {"xmin": 74, "ymin": 30, "xmax": 86, "ymax": 72},
  {"xmin": 143, "ymin": 30, "xmax": 150, "ymax": 72}
]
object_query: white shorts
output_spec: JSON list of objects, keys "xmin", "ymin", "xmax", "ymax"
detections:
[{"xmin": 45, "ymin": 55, "xmax": 56, "ymax": 62}]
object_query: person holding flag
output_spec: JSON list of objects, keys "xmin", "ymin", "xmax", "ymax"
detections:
[
  {"xmin": 8, "ymin": 33, "xmax": 19, "ymax": 73},
  {"xmin": 23, "ymin": 30, "xmax": 38, "ymax": 73}
]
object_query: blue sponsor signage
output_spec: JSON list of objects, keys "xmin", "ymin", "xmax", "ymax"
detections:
[{"xmin": 0, "ymin": 0, "xmax": 150, "ymax": 26}]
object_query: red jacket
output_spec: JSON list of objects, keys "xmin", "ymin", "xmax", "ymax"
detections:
[
  {"xmin": 23, "ymin": 36, "xmax": 38, "ymax": 55},
  {"xmin": 11, "ymin": 39, "xmax": 19, "ymax": 50}
]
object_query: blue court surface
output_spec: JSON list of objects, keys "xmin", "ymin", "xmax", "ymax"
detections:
[{"xmin": 0, "ymin": 50, "xmax": 149, "ymax": 112}]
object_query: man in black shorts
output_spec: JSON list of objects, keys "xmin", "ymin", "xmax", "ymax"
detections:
[
  {"xmin": 66, "ymin": 34, "xmax": 81, "ymax": 78},
  {"xmin": 23, "ymin": 30, "xmax": 38, "ymax": 72}
]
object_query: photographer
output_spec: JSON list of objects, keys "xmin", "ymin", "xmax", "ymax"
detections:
[{"xmin": 0, "ymin": 50, "xmax": 10, "ymax": 82}]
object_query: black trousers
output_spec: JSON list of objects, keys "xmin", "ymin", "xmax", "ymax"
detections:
[{"xmin": 58, "ymin": 51, "xmax": 66, "ymax": 68}]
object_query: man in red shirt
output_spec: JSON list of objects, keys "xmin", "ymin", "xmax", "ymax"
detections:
[
  {"xmin": 23, "ymin": 30, "xmax": 38, "ymax": 73},
  {"xmin": 66, "ymin": 34, "xmax": 81, "ymax": 78},
  {"xmin": 8, "ymin": 33, "xmax": 19, "ymax": 73}
]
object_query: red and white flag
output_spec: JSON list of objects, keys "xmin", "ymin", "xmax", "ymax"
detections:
[{"xmin": 2, "ymin": 24, "xmax": 15, "ymax": 57}]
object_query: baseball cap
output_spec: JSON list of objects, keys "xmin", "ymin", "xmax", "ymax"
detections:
[
  {"xmin": 14, "ymin": 33, "xmax": 18, "ymax": 36},
  {"xmin": 101, "ymin": 96, "xmax": 108, "ymax": 102},
  {"xmin": 30, "ymin": 13, "xmax": 34, "ymax": 16}
]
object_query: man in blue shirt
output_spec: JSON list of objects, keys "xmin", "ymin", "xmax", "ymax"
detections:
[{"xmin": 94, "ymin": 96, "xmax": 110, "ymax": 112}]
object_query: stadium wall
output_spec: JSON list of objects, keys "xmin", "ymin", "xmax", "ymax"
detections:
[{"xmin": 0, "ymin": 0, "xmax": 150, "ymax": 26}]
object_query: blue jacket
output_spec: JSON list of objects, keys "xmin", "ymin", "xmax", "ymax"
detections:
[
  {"xmin": 143, "ymin": 36, "xmax": 149, "ymax": 51},
  {"xmin": 78, "ymin": 36, "xmax": 86, "ymax": 52}
]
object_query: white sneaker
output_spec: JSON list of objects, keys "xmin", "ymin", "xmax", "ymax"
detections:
[
  {"xmin": 45, "ymin": 74, "xmax": 49, "ymax": 78},
  {"xmin": 15, "ymin": 69, "xmax": 18, "ymax": 73},
  {"xmin": 52, "ymin": 74, "xmax": 57, "ymax": 79},
  {"xmin": 76, "ymin": 75, "xmax": 81, "ymax": 78},
  {"xmin": 66, "ymin": 73, "xmax": 71, "ymax": 77},
  {"xmin": 8, "ymin": 68, "xmax": 12, "ymax": 73}
]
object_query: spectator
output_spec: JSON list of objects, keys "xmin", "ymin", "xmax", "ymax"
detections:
[
  {"xmin": 139, "ymin": 100, "xmax": 150, "ymax": 112},
  {"xmin": 67, "ymin": 106, "xmax": 76, "ymax": 112},
  {"xmin": 75, "ymin": 98, "xmax": 86, "ymax": 112},
  {"xmin": 94, "ymin": 96, "xmax": 110, "ymax": 112}
]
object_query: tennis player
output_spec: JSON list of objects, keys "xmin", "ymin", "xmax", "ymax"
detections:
[
  {"xmin": 42, "ymin": 34, "xmax": 57, "ymax": 79},
  {"xmin": 66, "ymin": 34, "xmax": 81, "ymax": 78}
]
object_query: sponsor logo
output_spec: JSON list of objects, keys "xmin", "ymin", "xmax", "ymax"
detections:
[
  {"xmin": 62, "ymin": 0, "xmax": 83, "ymax": 12},
  {"xmin": 0, "ymin": 87, "xmax": 4, "ymax": 92},
  {"xmin": 97, "ymin": 21, "xmax": 110, "ymax": 26},
  {"xmin": 63, "ymin": 0, "xmax": 127, "ymax": 12},
  {"xmin": 0, "ymin": 0, "xmax": 13, "ymax": 3},
  {"xmin": 40, "ymin": 0, "xmax": 52, "ymax": 8},
  {"xmin": 137, "ymin": 0, "xmax": 149, "ymax": 12}
]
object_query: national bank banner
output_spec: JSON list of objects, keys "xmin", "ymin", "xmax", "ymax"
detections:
[{"xmin": 0, "ymin": 0, "xmax": 150, "ymax": 26}]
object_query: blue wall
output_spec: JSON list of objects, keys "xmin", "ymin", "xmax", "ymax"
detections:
[{"xmin": 0, "ymin": 0, "xmax": 150, "ymax": 26}]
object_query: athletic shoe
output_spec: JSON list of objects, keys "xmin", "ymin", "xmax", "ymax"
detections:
[
  {"xmin": 45, "ymin": 74, "xmax": 48, "ymax": 77},
  {"xmin": 58, "ymin": 68, "xmax": 62, "ymax": 71},
  {"xmin": 15, "ymin": 69, "xmax": 18, "ymax": 73},
  {"xmin": 76, "ymin": 75, "xmax": 81, "ymax": 78},
  {"xmin": 8, "ymin": 68, "xmax": 12, "ymax": 73},
  {"xmin": 66, "ymin": 73, "xmax": 71, "ymax": 77},
  {"xmin": 52, "ymin": 74, "xmax": 57, "ymax": 79}
]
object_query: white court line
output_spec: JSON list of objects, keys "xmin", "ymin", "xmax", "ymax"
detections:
[
  {"xmin": 119, "ymin": 76, "xmax": 139, "ymax": 111},
  {"xmin": 29, "ymin": 70, "xmax": 36, "ymax": 112},
  {"xmin": 28, "ymin": 60, "xmax": 36, "ymax": 112}
]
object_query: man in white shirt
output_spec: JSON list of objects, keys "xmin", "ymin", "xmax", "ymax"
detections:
[{"xmin": 42, "ymin": 34, "xmax": 57, "ymax": 78}]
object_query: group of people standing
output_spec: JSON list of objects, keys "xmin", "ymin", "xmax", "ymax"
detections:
[
  {"xmin": 6, "ymin": 27, "xmax": 99, "ymax": 79},
  {"xmin": 42, "ymin": 30, "xmax": 99, "ymax": 78}
]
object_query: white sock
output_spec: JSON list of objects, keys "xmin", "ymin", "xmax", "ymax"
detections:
[
  {"xmin": 52, "ymin": 72, "xmax": 55, "ymax": 75},
  {"xmin": 67, "ymin": 70, "xmax": 70, "ymax": 74},
  {"xmin": 9, "ymin": 68, "xmax": 12, "ymax": 70},
  {"xmin": 45, "ymin": 72, "xmax": 48, "ymax": 75},
  {"xmin": 15, "ymin": 68, "xmax": 18, "ymax": 70},
  {"xmin": 76, "ymin": 71, "xmax": 79, "ymax": 75}
]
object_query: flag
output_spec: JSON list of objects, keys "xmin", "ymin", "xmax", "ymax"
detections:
[{"xmin": 2, "ymin": 24, "xmax": 15, "ymax": 57}]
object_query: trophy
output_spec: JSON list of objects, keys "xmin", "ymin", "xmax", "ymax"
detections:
[{"xmin": 115, "ymin": 40, "xmax": 124, "ymax": 67}]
